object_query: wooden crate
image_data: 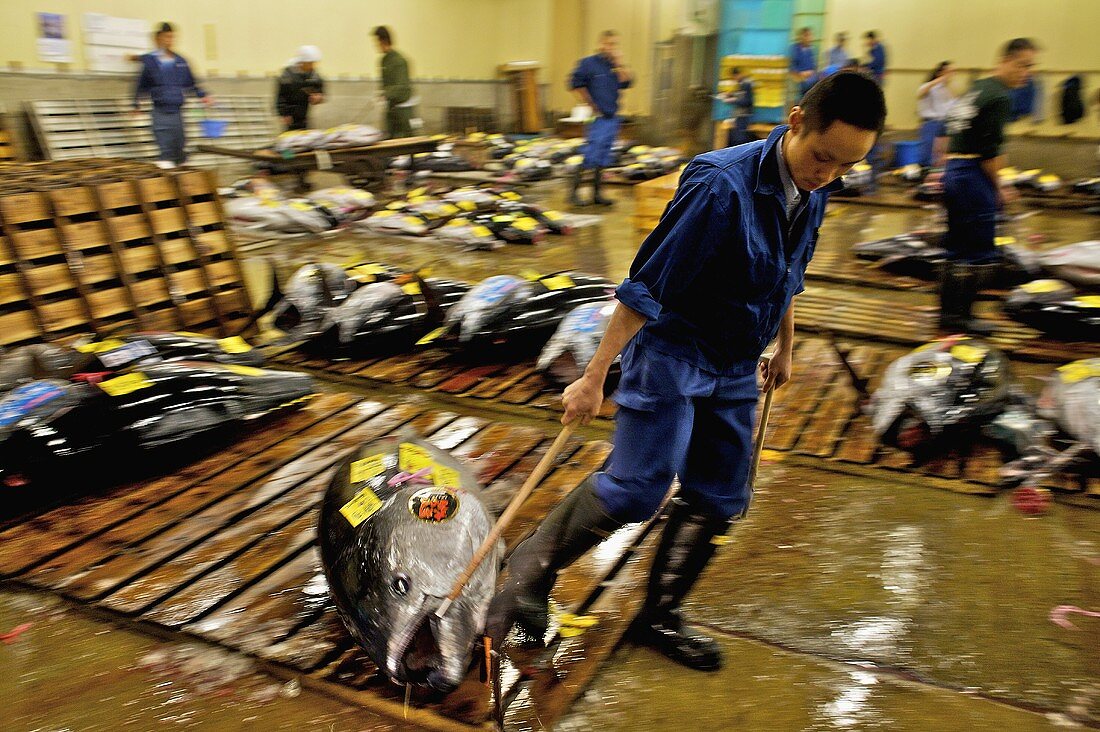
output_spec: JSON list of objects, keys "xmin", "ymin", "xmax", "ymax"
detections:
[
  {"xmin": 633, "ymin": 168, "xmax": 681, "ymax": 234},
  {"xmin": 0, "ymin": 166, "xmax": 251, "ymax": 346}
]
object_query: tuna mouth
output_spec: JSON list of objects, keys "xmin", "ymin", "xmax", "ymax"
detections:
[{"xmin": 387, "ymin": 610, "xmax": 458, "ymax": 693}]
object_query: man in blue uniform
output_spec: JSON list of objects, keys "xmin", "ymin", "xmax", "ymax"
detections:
[
  {"xmin": 489, "ymin": 72, "xmax": 886, "ymax": 670},
  {"xmin": 864, "ymin": 31, "xmax": 887, "ymax": 84},
  {"xmin": 789, "ymin": 27, "xmax": 817, "ymax": 98},
  {"xmin": 133, "ymin": 22, "xmax": 211, "ymax": 167},
  {"xmin": 568, "ymin": 30, "xmax": 633, "ymax": 207},
  {"xmin": 719, "ymin": 67, "xmax": 754, "ymax": 147},
  {"xmin": 939, "ymin": 38, "xmax": 1037, "ymax": 333}
]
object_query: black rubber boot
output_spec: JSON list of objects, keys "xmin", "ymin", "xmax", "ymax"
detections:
[
  {"xmin": 939, "ymin": 261, "xmax": 996, "ymax": 336},
  {"xmin": 592, "ymin": 167, "xmax": 614, "ymax": 206},
  {"xmin": 486, "ymin": 476, "xmax": 624, "ymax": 646},
  {"xmin": 568, "ymin": 168, "xmax": 589, "ymax": 207},
  {"xmin": 630, "ymin": 497, "xmax": 734, "ymax": 671}
]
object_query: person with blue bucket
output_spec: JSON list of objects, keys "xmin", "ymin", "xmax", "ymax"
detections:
[
  {"xmin": 568, "ymin": 30, "xmax": 633, "ymax": 207},
  {"xmin": 916, "ymin": 62, "xmax": 957, "ymax": 167},
  {"xmin": 939, "ymin": 38, "xmax": 1037, "ymax": 334},
  {"xmin": 132, "ymin": 22, "xmax": 212, "ymax": 169}
]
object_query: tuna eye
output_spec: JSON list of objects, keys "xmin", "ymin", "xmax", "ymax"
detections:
[{"xmin": 391, "ymin": 574, "xmax": 410, "ymax": 596}]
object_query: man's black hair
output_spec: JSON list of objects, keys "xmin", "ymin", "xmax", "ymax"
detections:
[
  {"xmin": 1002, "ymin": 37, "xmax": 1037, "ymax": 57},
  {"xmin": 373, "ymin": 26, "xmax": 392, "ymax": 45},
  {"xmin": 799, "ymin": 70, "xmax": 886, "ymax": 135},
  {"xmin": 156, "ymin": 22, "xmax": 174, "ymax": 35},
  {"xmin": 864, "ymin": 30, "xmax": 877, "ymax": 40}
]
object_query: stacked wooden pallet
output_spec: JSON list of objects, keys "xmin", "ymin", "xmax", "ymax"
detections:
[
  {"xmin": 27, "ymin": 97, "xmax": 275, "ymax": 167},
  {"xmin": 0, "ymin": 162, "xmax": 252, "ymax": 347}
]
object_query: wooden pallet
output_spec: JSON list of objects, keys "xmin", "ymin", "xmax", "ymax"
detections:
[
  {"xmin": 633, "ymin": 169, "xmax": 679, "ymax": 234},
  {"xmin": 0, "ymin": 168, "xmax": 252, "ymax": 347},
  {"xmin": 270, "ymin": 339, "xmax": 1098, "ymax": 501},
  {"xmin": 0, "ymin": 391, "xmax": 650, "ymax": 728},
  {"xmin": 27, "ymin": 97, "xmax": 275, "ymax": 168}
]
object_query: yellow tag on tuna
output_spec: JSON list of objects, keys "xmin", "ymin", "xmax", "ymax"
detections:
[
  {"xmin": 541, "ymin": 274, "xmax": 575, "ymax": 291},
  {"xmin": 472, "ymin": 226, "xmax": 492, "ymax": 237},
  {"xmin": 543, "ymin": 210, "xmax": 563, "ymax": 221},
  {"xmin": 223, "ymin": 364, "xmax": 266, "ymax": 377},
  {"xmin": 1074, "ymin": 295, "xmax": 1100, "ymax": 308},
  {"xmin": 433, "ymin": 464, "xmax": 461, "ymax": 489},
  {"xmin": 950, "ymin": 344, "xmax": 987, "ymax": 364},
  {"xmin": 340, "ymin": 486, "xmax": 383, "ymax": 527},
  {"xmin": 77, "ymin": 338, "xmax": 126, "ymax": 354},
  {"xmin": 512, "ymin": 217, "xmax": 538, "ymax": 232},
  {"xmin": 416, "ymin": 326, "xmax": 448, "ymax": 346},
  {"xmin": 99, "ymin": 371, "xmax": 153, "ymax": 397},
  {"xmin": 399, "ymin": 443, "xmax": 434, "ymax": 474},
  {"xmin": 1058, "ymin": 360, "xmax": 1100, "ymax": 384},
  {"xmin": 350, "ymin": 453, "xmax": 386, "ymax": 484},
  {"xmin": 217, "ymin": 336, "xmax": 252, "ymax": 354},
  {"xmin": 1021, "ymin": 279, "xmax": 1065, "ymax": 294},
  {"xmin": 994, "ymin": 236, "xmax": 1016, "ymax": 246},
  {"xmin": 402, "ymin": 281, "xmax": 422, "ymax": 296}
]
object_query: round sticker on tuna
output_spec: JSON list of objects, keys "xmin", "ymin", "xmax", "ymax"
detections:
[
  {"xmin": 408, "ymin": 487, "xmax": 459, "ymax": 523},
  {"xmin": 471, "ymin": 276, "xmax": 521, "ymax": 306}
]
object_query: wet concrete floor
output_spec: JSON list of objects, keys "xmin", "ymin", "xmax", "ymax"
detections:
[{"xmin": 4, "ymin": 170, "xmax": 1097, "ymax": 730}]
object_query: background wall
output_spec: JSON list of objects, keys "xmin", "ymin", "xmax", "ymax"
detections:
[{"xmin": 823, "ymin": 0, "xmax": 1100, "ymax": 138}]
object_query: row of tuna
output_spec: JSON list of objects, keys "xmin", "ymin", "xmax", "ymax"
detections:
[
  {"xmin": 852, "ymin": 235, "xmax": 1099, "ymax": 339},
  {"xmin": 263, "ymin": 261, "xmax": 619, "ymax": 390},
  {"xmin": 225, "ymin": 181, "xmax": 377, "ymax": 235},
  {"xmin": 834, "ymin": 335, "xmax": 1097, "ymax": 488},
  {"xmin": 0, "ymin": 332, "xmax": 315, "ymax": 495},
  {"xmin": 356, "ymin": 185, "xmax": 575, "ymax": 249},
  {"xmin": 272, "ymin": 124, "xmax": 385, "ymax": 154}
]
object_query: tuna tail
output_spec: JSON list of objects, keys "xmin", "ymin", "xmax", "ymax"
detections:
[
  {"xmin": 827, "ymin": 332, "xmax": 871, "ymax": 401},
  {"xmin": 232, "ymin": 259, "xmax": 284, "ymax": 336}
]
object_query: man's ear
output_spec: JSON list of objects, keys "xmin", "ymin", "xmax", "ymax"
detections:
[{"xmin": 787, "ymin": 105, "xmax": 804, "ymax": 135}]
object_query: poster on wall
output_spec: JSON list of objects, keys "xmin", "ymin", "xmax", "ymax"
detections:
[
  {"xmin": 36, "ymin": 12, "xmax": 72, "ymax": 63},
  {"xmin": 83, "ymin": 13, "xmax": 150, "ymax": 73}
]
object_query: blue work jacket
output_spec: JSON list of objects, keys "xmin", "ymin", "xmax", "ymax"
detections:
[
  {"xmin": 134, "ymin": 52, "xmax": 206, "ymax": 110},
  {"xmin": 570, "ymin": 54, "xmax": 631, "ymax": 117},
  {"xmin": 616, "ymin": 125, "xmax": 841, "ymax": 377}
]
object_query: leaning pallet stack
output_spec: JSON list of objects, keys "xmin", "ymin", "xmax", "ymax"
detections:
[
  {"xmin": 0, "ymin": 159, "xmax": 252, "ymax": 348},
  {"xmin": 27, "ymin": 97, "xmax": 275, "ymax": 167},
  {"xmin": 632, "ymin": 167, "xmax": 681, "ymax": 236}
]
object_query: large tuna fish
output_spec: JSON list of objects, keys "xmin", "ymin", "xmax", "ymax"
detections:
[
  {"xmin": 1003, "ymin": 279, "xmax": 1100, "ymax": 341},
  {"xmin": 313, "ymin": 276, "xmax": 470, "ymax": 355},
  {"xmin": 1030, "ymin": 240, "xmax": 1100, "ymax": 288},
  {"xmin": 74, "ymin": 331, "xmax": 265, "ymax": 370},
  {"xmin": 536, "ymin": 300, "xmax": 621, "ymax": 392},
  {"xmin": 835, "ymin": 336, "xmax": 1015, "ymax": 460},
  {"xmin": 0, "ymin": 362, "xmax": 315, "ymax": 489},
  {"xmin": 427, "ymin": 272, "xmax": 615, "ymax": 352},
  {"xmin": 319, "ymin": 433, "xmax": 500, "ymax": 693}
]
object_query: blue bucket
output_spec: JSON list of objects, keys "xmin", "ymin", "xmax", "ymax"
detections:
[
  {"xmin": 199, "ymin": 118, "xmax": 228, "ymax": 138},
  {"xmin": 894, "ymin": 140, "xmax": 922, "ymax": 167}
]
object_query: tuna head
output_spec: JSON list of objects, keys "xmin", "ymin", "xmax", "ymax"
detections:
[
  {"xmin": 445, "ymin": 275, "xmax": 533, "ymax": 343},
  {"xmin": 274, "ymin": 263, "xmax": 357, "ymax": 338},
  {"xmin": 536, "ymin": 300, "xmax": 617, "ymax": 388},
  {"xmin": 320, "ymin": 437, "xmax": 501, "ymax": 694},
  {"xmin": 870, "ymin": 338, "xmax": 1011, "ymax": 455}
]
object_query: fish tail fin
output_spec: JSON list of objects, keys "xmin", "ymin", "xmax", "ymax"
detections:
[
  {"xmin": 827, "ymin": 332, "xmax": 871, "ymax": 400},
  {"xmin": 233, "ymin": 259, "xmax": 283, "ymax": 336}
]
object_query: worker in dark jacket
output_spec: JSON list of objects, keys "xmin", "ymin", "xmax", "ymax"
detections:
[
  {"xmin": 276, "ymin": 45, "xmax": 325, "ymax": 131},
  {"xmin": 568, "ymin": 30, "xmax": 633, "ymax": 207},
  {"xmin": 133, "ymin": 22, "xmax": 211, "ymax": 167},
  {"xmin": 373, "ymin": 26, "xmax": 415, "ymax": 138},
  {"xmin": 939, "ymin": 38, "xmax": 1037, "ymax": 333},
  {"xmin": 488, "ymin": 72, "xmax": 886, "ymax": 672}
]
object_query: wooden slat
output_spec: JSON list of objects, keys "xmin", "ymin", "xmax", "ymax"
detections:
[
  {"xmin": 185, "ymin": 201, "xmax": 221, "ymax": 227},
  {"xmin": 9, "ymin": 228, "xmax": 63, "ymax": 259},
  {"xmin": 49, "ymin": 187, "xmax": 98, "ymax": 217},
  {"xmin": 97, "ymin": 181, "xmax": 139, "ymax": 210},
  {"xmin": 0, "ymin": 309, "xmax": 38, "ymax": 344},
  {"xmin": 24, "ymin": 262, "xmax": 76, "ymax": 296},
  {"xmin": 0, "ymin": 193, "xmax": 50, "ymax": 224}
]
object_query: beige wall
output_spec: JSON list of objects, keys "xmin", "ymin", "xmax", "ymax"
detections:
[
  {"xmin": 824, "ymin": 0, "xmax": 1100, "ymax": 137},
  {"xmin": 0, "ymin": 0, "xmax": 551, "ymax": 80}
]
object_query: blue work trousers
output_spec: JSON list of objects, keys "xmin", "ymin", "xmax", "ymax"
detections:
[
  {"xmin": 595, "ymin": 341, "xmax": 759, "ymax": 523},
  {"xmin": 582, "ymin": 116, "xmax": 620, "ymax": 169},
  {"xmin": 152, "ymin": 106, "xmax": 186, "ymax": 165},
  {"xmin": 943, "ymin": 158, "xmax": 999, "ymax": 263}
]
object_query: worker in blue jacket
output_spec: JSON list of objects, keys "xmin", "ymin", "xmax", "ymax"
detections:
[
  {"xmin": 568, "ymin": 30, "xmax": 633, "ymax": 207},
  {"xmin": 789, "ymin": 27, "xmax": 818, "ymax": 98},
  {"xmin": 133, "ymin": 22, "xmax": 212, "ymax": 167},
  {"xmin": 489, "ymin": 72, "xmax": 886, "ymax": 671}
]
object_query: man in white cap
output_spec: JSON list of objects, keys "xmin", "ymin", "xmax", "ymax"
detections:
[{"xmin": 276, "ymin": 45, "xmax": 325, "ymax": 131}]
